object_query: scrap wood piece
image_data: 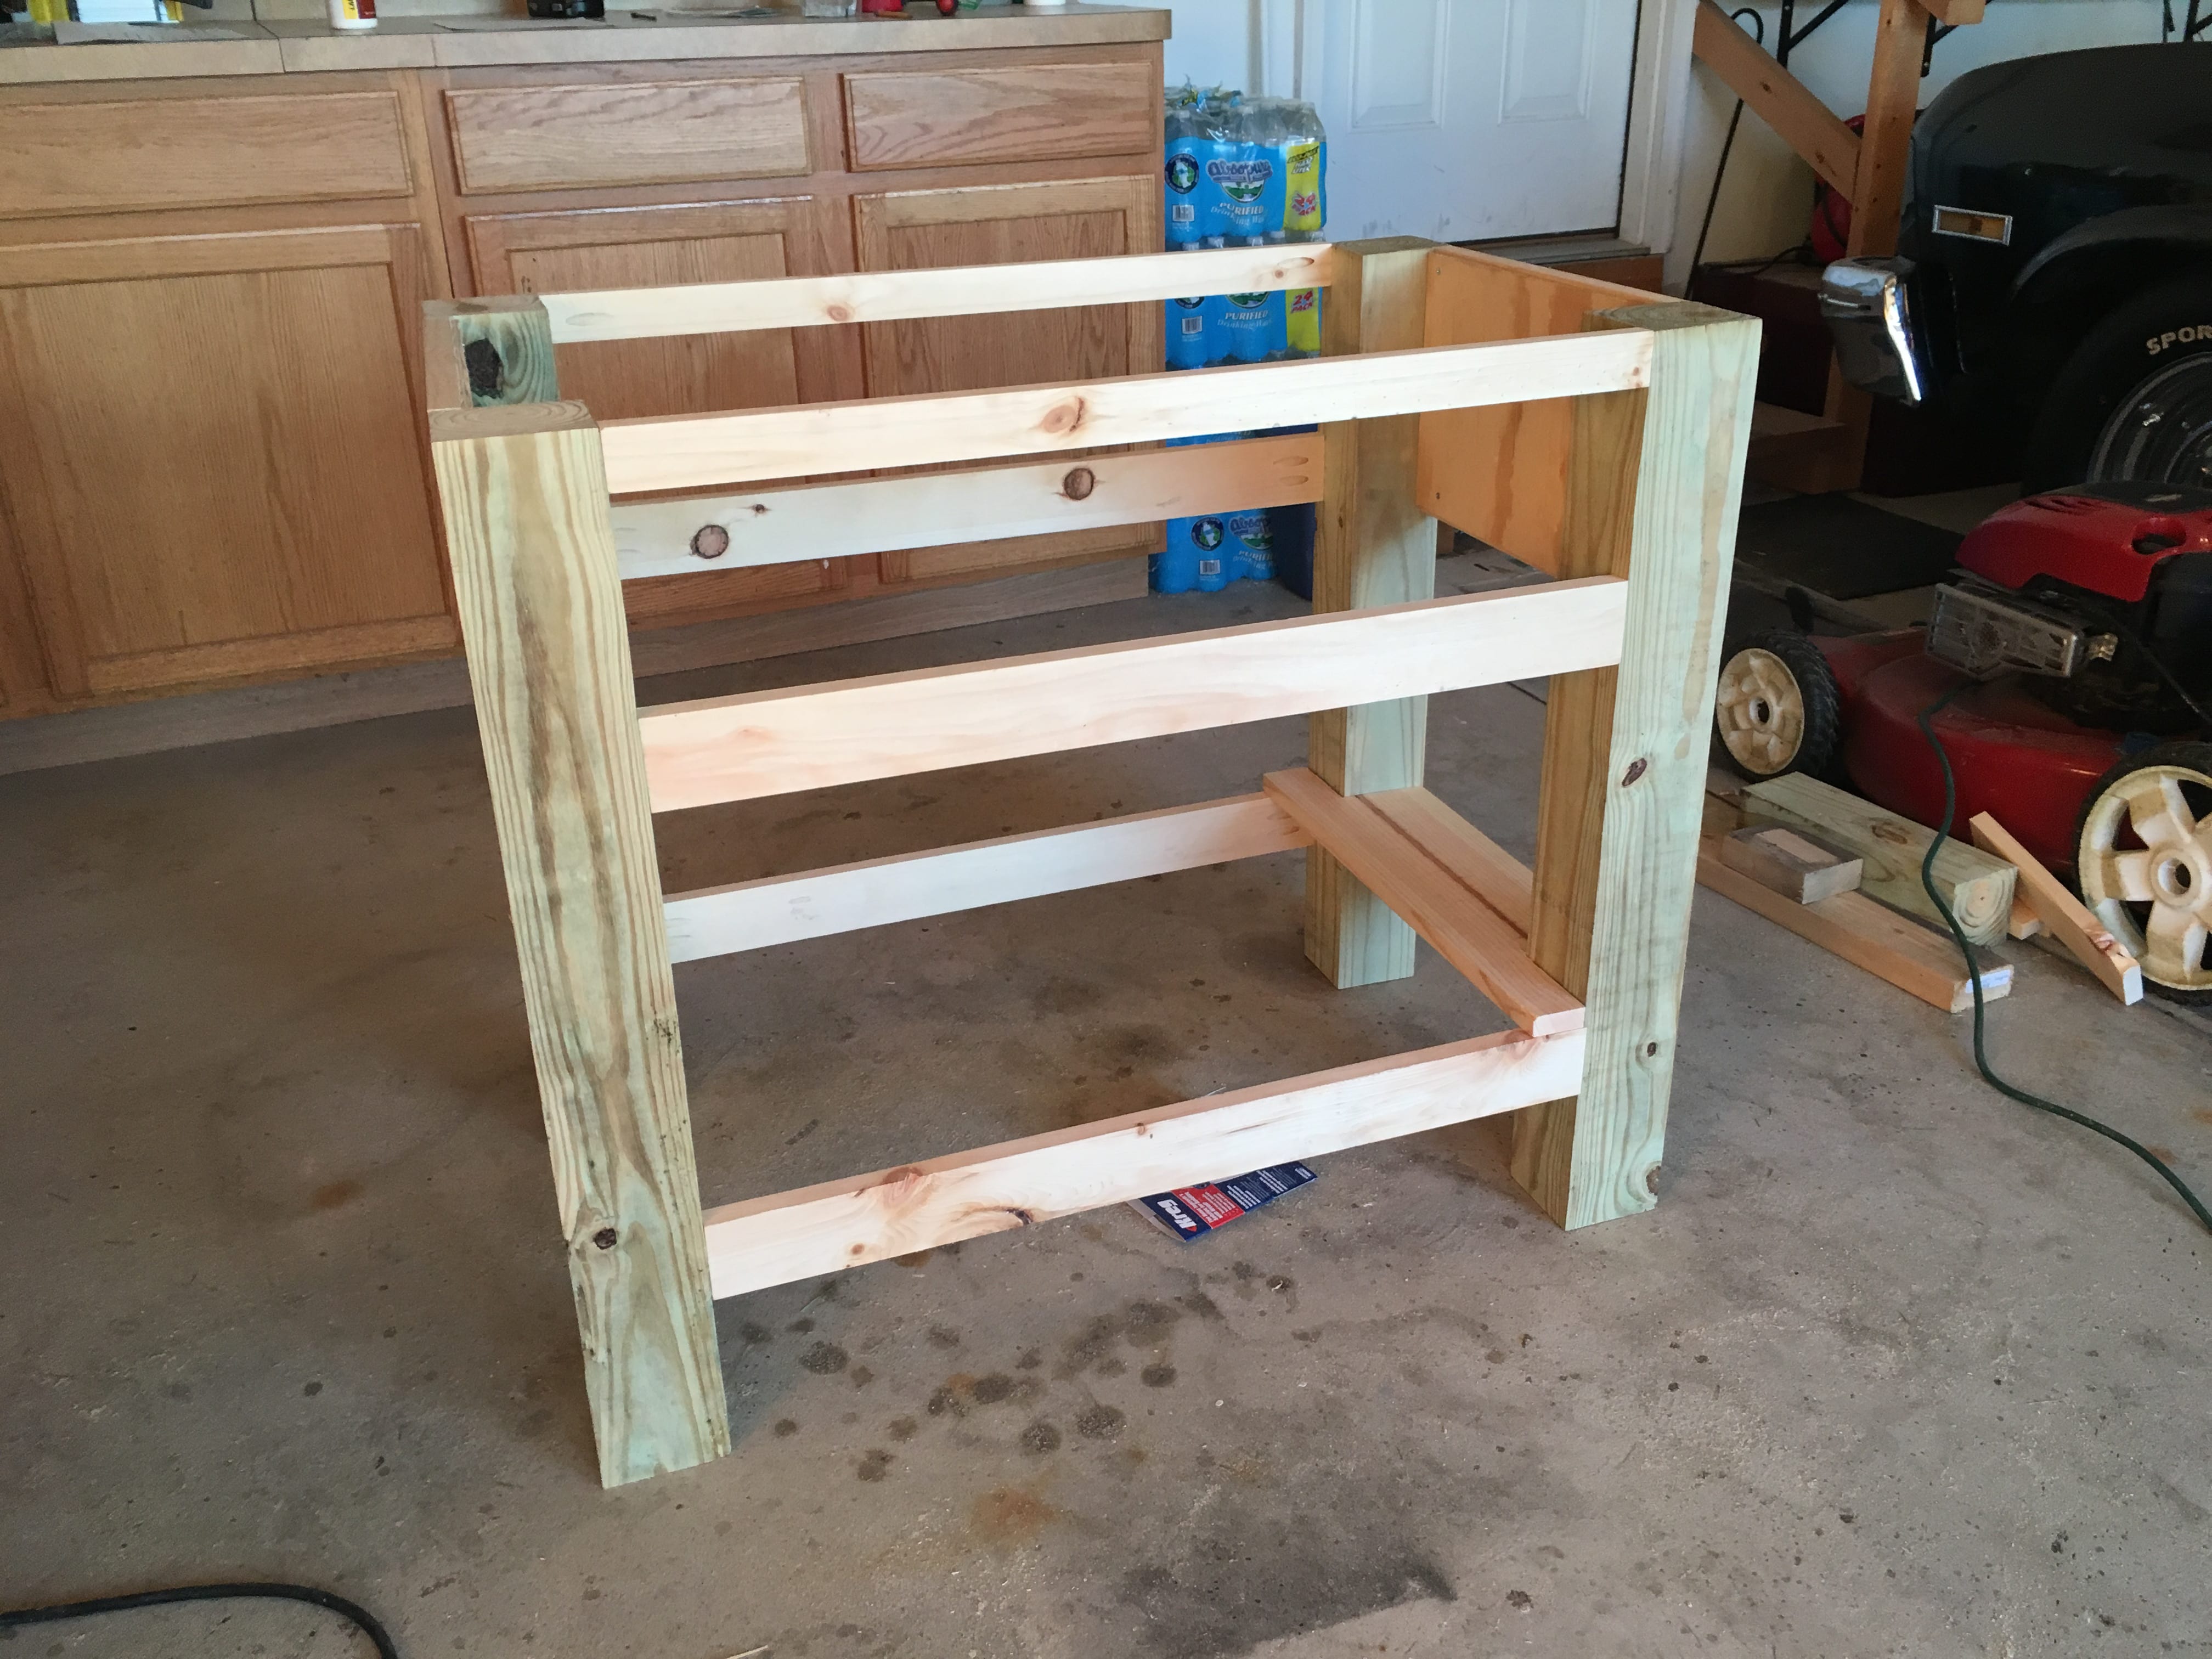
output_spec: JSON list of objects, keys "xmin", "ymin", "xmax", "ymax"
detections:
[
  {"xmin": 1698, "ymin": 838, "xmax": 2012, "ymax": 1014},
  {"xmin": 1740, "ymin": 771, "xmax": 2018, "ymax": 946},
  {"xmin": 1719, "ymin": 823, "xmax": 1864, "ymax": 904},
  {"xmin": 1968, "ymin": 812, "xmax": 2143, "ymax": 1005}
]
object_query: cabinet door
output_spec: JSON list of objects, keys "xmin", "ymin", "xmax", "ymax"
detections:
[
  {"xmin": 0, "ymin": 225, "xmax": 453, "ymax": 699},
  {"xmin": 465, "ymin": 197, "xmax": 861, "ymax": 629},
  {"xmin": 852, "ymin": 176, "xmax": 1162, "ymax": 586}
]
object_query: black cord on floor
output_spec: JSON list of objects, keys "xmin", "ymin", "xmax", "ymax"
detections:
[
  {"xmin": 0, "ymin": 1582, "xmax": 398, "ymax": 1658},
  {"xmin": 1915, "ymin": 683, "xmax": 2212, "ymax": 1237}
]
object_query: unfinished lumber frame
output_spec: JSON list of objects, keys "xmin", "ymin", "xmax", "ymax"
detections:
[{"xmin": 422, "ymin": 236, "xmax": 1756, "ymax": 1486}]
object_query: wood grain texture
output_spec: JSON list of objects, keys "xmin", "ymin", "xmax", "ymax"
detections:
[
  {"xmin": 1511, "ymin": 302, "xmax": 1760, "ymax": 1231},
  {"xmin": 416, "ymin": 10, "xmax": 1169, "ymax": 70},
  {"xmin": 842, "ymin": 60, "xmax": 1155, "ymax": 172},
  {"xmin": 443, "ymin": 77, "xmax": 809, "ymax": 194},
  {"xmin": 1741, "ymin": 771, "xmax": 2016, "ymax": 945},
  {"xmin": 1304, "ymin": 238, "xmax": 1438, "ymax": 989},
  {"xmin": 1690, "ymin": 0, "xmax": 1863, "ymax": 194},
  {"xmin": 599, "ymin": 331, "xmax": 1655, "ymax": 495},
  {"xmin": 1364, "ymin": 785, "xmax": 1536, "ymax": 935},
  {"xmin": 1266, "ymin": 768, "xmax": 1582, "ymax": 1036},
  {"xmin": 433, "ymin": 421, "xmax": 729, "ymax": 1487},
  {"xmin": 1699, "ymin": 841, "xmax": 2012, "ymax": 1014},
  {"xmin": 0, "ymin": 225, "xmax": 449, "ymax": 698},
  {"xmin": 1851, "ymin": 0, "xmax": 1929, "ymax": 260},
  {"xmin": 0, "ymin": 90, "xmax": 412, "ymax": 218},
  {"xmin": 542, "ymin": 243, "xmax": 1334, "ymax": 345},
  {"xmin": 1415, "ymin": 245, "xmax": 1667, "ymax": 577},
  {"xmin": 666, "ymin": 793, "xmax": 1310, "ymax": 963},
  {"xmin": 471, "ymin": 200, "xmax": 808, "ymax": 422},
  {"xmin": 612, "ymin": 432, "xmax": 1323, "ymax": 580},
  {"xmin": 850, "ymin": 173, "xmax": 1161, "ymax": 584},
  {"xmin": 640, "ymin": 576, "xmax": 1628, "ymax": 813},
  {"xmin": 1969, "ymin": 811, "xmax": 2142, "ymax": 1004},
  {"xmin": 701, "ymin": 1026, "xmax": 1587, "ymax": 1299},
  {"xmin": 1717, "ymin": 823, "xmax": 1863, "ymax": 905}
]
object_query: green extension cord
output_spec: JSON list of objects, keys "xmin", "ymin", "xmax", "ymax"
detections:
[{"xmin": 1915, "ymin": 684, "xmax": 2212, "ymax": 1237}]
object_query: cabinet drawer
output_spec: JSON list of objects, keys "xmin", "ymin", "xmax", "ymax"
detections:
[
  {"xmin": 0, "ymin": 93, "xmax": 412, "ymax": 219},
  {"xmin": 842, "ymin": 61, "xmax": 1155, "ymax": 173},
  {"xmin": 444, "ymin": 78, "xmax": 810, "ymax": 194}
]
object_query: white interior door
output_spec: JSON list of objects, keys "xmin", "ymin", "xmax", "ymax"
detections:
[{"xmin": 1302, "ymin": 0, "xmax": 1643, "ymax": 242}]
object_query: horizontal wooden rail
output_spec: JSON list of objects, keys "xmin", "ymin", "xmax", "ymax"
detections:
[
  {"xmin": 701, "ymin": 1025, "xmax": 1585, "ymax": 1299},
  {"xmin": 612, "ymin": 432, "xmax": 1323, "ymax": 581},
  {"xmin": 640, "ymin": 575, "xmax": 1629, "ymax": 812},
  {"xmin": 599, "ymin": 331, "xmax": 1655, "ymax": 495},
  {"xmin": 1263, "ymin": 769, "xmax": 1580, "ymax": 1036},
  {"xmin": 544, "ymin": 244, "xmax": 1336, "ymax": 345},
  {"xmin": 665, "ymin": 793, "xmax": 1310, "ymax": 963}
]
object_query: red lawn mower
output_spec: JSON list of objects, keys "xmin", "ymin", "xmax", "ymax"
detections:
[{"xmin": 1712, "ymin": 483, "xmax": 2212, "ymax": 1004}]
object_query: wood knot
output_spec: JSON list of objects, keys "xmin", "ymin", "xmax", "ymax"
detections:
[
  {"xmin": 592, "ymin": 1227, "xmax": 617, "ymax": 1250},
  {"xmin": 1620, "ymin": 757, "xmax": 1649, "ymax": 787},
  {"xmin": 1060, "ymin": 465, "xmax": 1096, "ymax": 501},
  {"xmin": 1644, "ymin": 1164, "xmax": 1662, "ymax": 1195},
  {"xmin": 1871, "ymin": 821, "xmax": 1911, "ymax": 845},
  {"xmin": 690, "ymin": 524, "xmax": 731, "ymax": 561},
  {"xmin": 1039, "ymin": 396, "xmax": 1088, "ymax": 437},
  {"xmin": 826, "ymin": 302, "xmax": 854, "ymax": 323}
]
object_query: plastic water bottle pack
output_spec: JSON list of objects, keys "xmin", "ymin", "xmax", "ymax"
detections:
[{"xmin": 1154, "ymin": 86, "xmax": 1328, "ymax": 598}]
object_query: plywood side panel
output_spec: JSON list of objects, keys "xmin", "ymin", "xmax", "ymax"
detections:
[{"xmin": 1415, "ymin": 245, "xmax": 1662, "ymax": 576}]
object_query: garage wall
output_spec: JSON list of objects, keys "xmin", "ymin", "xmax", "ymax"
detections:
[{"xmin": 1666, "ymin": 0, "xmax": 2174, "ymax": 290}]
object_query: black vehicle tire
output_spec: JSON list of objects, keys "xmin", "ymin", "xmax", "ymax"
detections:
[
  {"xmin": 2022, "ymin": 274, "xmax": 2212, "ymax": 492},
  {"xmin": 1712, "ymin": 630, "xmax": 1842, "ymax": 782},
  {"xmin": 2073, "ymin": 741, "xmax": 2212, "ymax": 1006}
]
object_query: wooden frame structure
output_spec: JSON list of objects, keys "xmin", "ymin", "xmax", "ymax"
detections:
[{"xmin": 422, "ymin": 236, "xmax": 1757, "ymax": 1486}]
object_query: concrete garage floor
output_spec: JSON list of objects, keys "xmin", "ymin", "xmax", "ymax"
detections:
[{"xmin": 3, "ymin": 562, "xmax": 2209, "ymax": 1659}]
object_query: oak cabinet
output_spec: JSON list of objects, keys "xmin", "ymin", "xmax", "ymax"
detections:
[
  {"xmin": 463, "ymin": 195, "xmax": 865, "ymax": 629},
  {"xmin": 0, "ymin": 30, "xmax": 1167, "ymax": 718},
  {"xmin": 0, "ymin": 224, "xmax": 454, "ymax": 698},
  {"xmin": 852, "ymin": 174, "xmax": 1162, "ymax": 586}
]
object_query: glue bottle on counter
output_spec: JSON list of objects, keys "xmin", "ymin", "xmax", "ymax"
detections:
[{"xmin": 326, "ymin": 0, "xmax": 377, "ymax": 28}]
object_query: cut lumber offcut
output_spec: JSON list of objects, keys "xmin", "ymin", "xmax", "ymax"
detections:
[
  {"xmin": 1698, "ymin": 838, "xmax": 2012, "ymax": 1014},
  {"xmin": 610, "ymin": 431, "xmax": 1323, "ymax": 579},
  {"xmin": 1968, "ymin": 811, "xmax": 2142, "ymax": 1005},
  {"xmin": 1363, "ymin": 784, "xmax": 1534, "ymax": 935},
  {"xmin": 641, "ymin": 575, "xmax": 1628, "ymax": 812},
  {"xmin": 1739, "ymin": 771, "xmax": 2017, "ymax": 946},
  {"xmin": 699, "ymin": 1026, "xmax": 1586, "ymax": 1299},
  {"xmin": 1264, "ymin": 768, "xmax": 1581, "ymax": 1035},
  {"xmin": 2007, "ymin": 895, "xmax": 2045, "ymax": 940},
  {"xmin": 664, "ymin": 794, "xmax": 1311, "ymax": 963},
  {"xmin": 1719, "ymin": 823, "xmax": 1864, "ymax": 904}
]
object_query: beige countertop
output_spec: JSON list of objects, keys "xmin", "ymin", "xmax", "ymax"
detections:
[{"xmin": 0, "ymin": 1, "xmax": 1167, "ymax": 84}]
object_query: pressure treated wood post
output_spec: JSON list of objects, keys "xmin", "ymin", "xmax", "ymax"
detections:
[
  {"xmin": 429, "ymin": 383, "xmax": 731, "ymax": 1485},
  {"xmin": 1511, "ymin": 301, "xmax": 1759, "ymax": 1228},
  {"xmin": 423, "ymin": 296, "xmax": 561, "ymax": 411},
  {"xmin": 1304, "ymin": 236, "xmax": 1440, "ymax": 988}
]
